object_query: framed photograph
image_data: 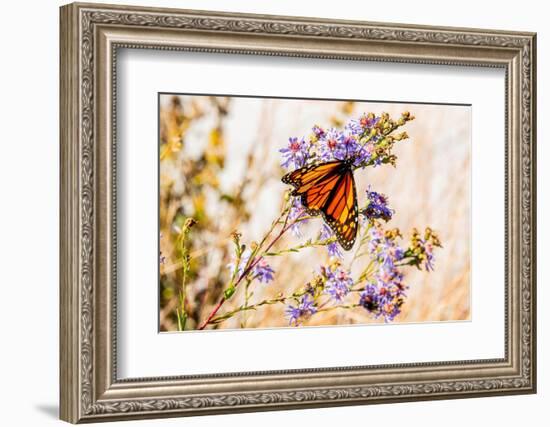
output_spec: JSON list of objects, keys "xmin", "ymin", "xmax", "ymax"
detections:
[{"xmin": 60, "ymin": 2, "xmax": 537, "ymax": 423}]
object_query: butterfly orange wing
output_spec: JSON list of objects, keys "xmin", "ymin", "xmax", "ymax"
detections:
[{"xmin": 282, "ymin": 161, "xmax": 358, "ymax": 250}]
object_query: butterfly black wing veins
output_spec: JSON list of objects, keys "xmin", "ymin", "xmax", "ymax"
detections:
[{"xmin": 282, "ymin": 160, "xmax": 359, "ymax": 250}]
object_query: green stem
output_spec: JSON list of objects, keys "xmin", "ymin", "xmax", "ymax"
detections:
[
  {"xmin": 210, "ymin": 289, "xmax": 309, "ymax": 324},
  {"xmin": 316, "ymin": 303, "xmax": 361, "ymax": 314},
  {"xmin": 349, "ymin": 222, "xmax": 372, "ymax": 269},
  {"xmin": 176, "ymin": 224, "xmax": 193, "ymax": 331},
  {"xmin": 240, "ymin": 278, "xmax": 252, "ymax": 328},
  {"xmin": 265, "ymin": 237, "xmax": 335, "ymax": 257}
]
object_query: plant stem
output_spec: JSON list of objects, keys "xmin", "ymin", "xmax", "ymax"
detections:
[
  {"xmin": 349, "ymin": 222, "xmax": 371, "ymax": 269},
  {"xmin": 210, "ymin": 290, "xmax": 309, "ymax": 324},
  {"xmin": 316, "ymin": 303, "xmax": 361, "ymax": 314},
  {"xmin": 197, "ymin": 203, "xmax": 294, "ymax": 330},
  {"xmin": 176, "ymin": 222, "xmax": 193, "ymax": 331},
  {"xmin": 240, "ymin": 278, "xmax": 252, "ymax": 328},
  {"xmin": 265, "ymin": 237, "xmax": 335, "ymax": 257}
]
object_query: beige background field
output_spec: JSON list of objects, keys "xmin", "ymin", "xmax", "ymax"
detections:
[{"xmin": 159, "ymin": 95, "xmax": 471, "ymax": 331}]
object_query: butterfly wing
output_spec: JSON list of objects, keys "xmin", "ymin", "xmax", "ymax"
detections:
[
  {"xmin": 282, "ymin": 161, "xmax": 358, "ymax": 250},
  {"xmin": 282, "ymin": 161, "xmax": 343, "ymax": 214},
  {"xmin": 319, "ymin": 168, "xmax": 358, "ymax": 250}
]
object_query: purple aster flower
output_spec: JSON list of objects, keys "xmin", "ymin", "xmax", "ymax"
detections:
[
  {"xmin": 319, "ymin": 128, "xmax": 345, "ymax": 161},
  {"xmin": 360, "ymin": 274, "xmax": 407, "ymax": 322},
  {"xmin": 360, "ymin": 286, "xmax": 401, "ymax": 321},
  {"xmin": 367, "ymin": 226, "xmax": 405, "ymax": 268},
  {"xmin": 360, "ymin": 114, "xmax": 380, "ymax": 129},
  {"xmin": 318, "ymin": 124, "xmax": 375, "ymax": 165},
  {"xmin": 341, "ymin": 134, "xmax": 358, "ymax": 151},
  {"xmin": 351, "ymin": 146, "xmax": 372, "ymax": 166},
  {"xmin": 345, "ymin": 119, "xmax": 363, "ymax": 136},
  {"xmin": 361, "ymin": 187, "xmax": 393, "ymax": 222},
  {"xmin": 346, "ymin": 113, "xmax": 380, "ymax": 136},
  {"xmin": 319, "ymin": 224, "xmax": 343, "ymax": 258},
  {"xmin": 341, "ymin": 134, "xmax": 365, "ymax": 162},
  {"xmin": 324, "ymin": 266, "xmax": 353, "ymax": 302},
  {"xmin": 347, "ymin": 131, "xmax": 375, "ymax": 166},
  {"xmin": 374, "ymin": 265, "xmax": 405, "ymax": 290},
  {"xmin": 311, "ymin": 124, "xmax": 326, "ymax": 140},
  {"xmin": 359, "ymin": 284, "xmax": 382, "ymax": 312},
  {"xmin": 285, "ymin": 294, "xmax": 317, "ymax": 326},
  {"xmin": 253, "ymin": 258, "xmax": 275, "ymax": 283},
  {"xmin": 279, "ymin": 137, "xmax": 310, "ymax": 169}
]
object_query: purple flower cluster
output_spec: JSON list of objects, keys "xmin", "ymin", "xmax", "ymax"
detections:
[
  {"xmin": 359, "ymin": 276, "xmax": 406, "ymax": 322},
  {"xmin": 317, "ymin": 127, "xmax": 372, "ymax": 166},
  {"xmin": 360, "ymin": 225, "xmax": 408, "ymax": 321},
  {"xmin": 323, "ymin": 264, "xmax": 354, "ymax": 302},
  {"xmin": 274, "ymin": 110, "xmax": 438, "ymax": 325},
  {"xmin": 361, "ymin": 187, "xmax": 393, "ymax": 222},
  {"xmin": 254, "ymin": 258, "xmax": 275, "ymax": 283},
  {"xmin": 319, "ymin": 224, "xmax": 343, "ymax": 258},
  {"xmin": 346, "ymin": 113, "xmax": 380, "ymax": 135},
  {"xmin": 280, "ymin": 114, "xmax": 382, "ymax": 171},
  {"xmin": 285, "ymin": 294, "xmax": 317, "ymax": 326}
]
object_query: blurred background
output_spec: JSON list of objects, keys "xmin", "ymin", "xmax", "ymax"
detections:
[{"xmin": 159, "ymin": 94, "xmax": 471, "ymax": 332}]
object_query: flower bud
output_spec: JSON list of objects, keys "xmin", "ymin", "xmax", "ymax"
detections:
[
  {"xmin": 184, "ymin": 218, "xmax": 197, "ymax": 229},
  {"xmin": 230, "ymin": 231, "xmax": 241, "ymax": 245}
]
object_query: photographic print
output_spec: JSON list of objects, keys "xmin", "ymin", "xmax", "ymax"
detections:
[
  {"xmin": 158, "ymin": 94, "xmax": 471, "ymax": 332},
  {"xmin": 60, "ymin": 6, "xmax": 536, "ymax": 420}
]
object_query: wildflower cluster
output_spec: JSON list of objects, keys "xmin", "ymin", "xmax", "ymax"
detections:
[
  {"xmin": 279, "ymin": 111, "xmax": 413, "ymax": 172},
  {"xmin": 355, "ymin": 224, "xmax": 442, "ymax": 322},
  {"xmin": 280, "ymin": 110, "xmax": 413, "ymax": 244},
  {"xmin": 285, "ymin": 294, "xmax": 318, "ymax": 326},
  {"xmin": 322, "ymin": 263, "xmax": 354, "ymax": 302},
  {"xmin": 360, "ymin": 225, "xmax": 407, "ymax": 321},
  {"xmin": 275, "ymin": 109, "xmax": 441, "ymax": 326},
  {"xmin": 177, "ymin": 106, "xmax": 441, "ymax": 330},
  {"xmin": 361, "ymin": 187, "xmax": 393, "ymax": 223}
]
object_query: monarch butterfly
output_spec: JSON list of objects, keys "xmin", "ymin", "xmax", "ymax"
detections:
[{"xmin": 282, "ymin": 158, "xmax": 358, "ymax": 250}]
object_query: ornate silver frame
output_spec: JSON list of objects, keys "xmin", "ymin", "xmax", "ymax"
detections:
[{"xmin": 59, "ymin": 2, "xmax": 537, "ymax": 423}]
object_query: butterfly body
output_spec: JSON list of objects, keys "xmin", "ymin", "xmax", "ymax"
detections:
[{"xmin": 282, "ymin": 159, "xmax": 358, "ymax": 250}]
